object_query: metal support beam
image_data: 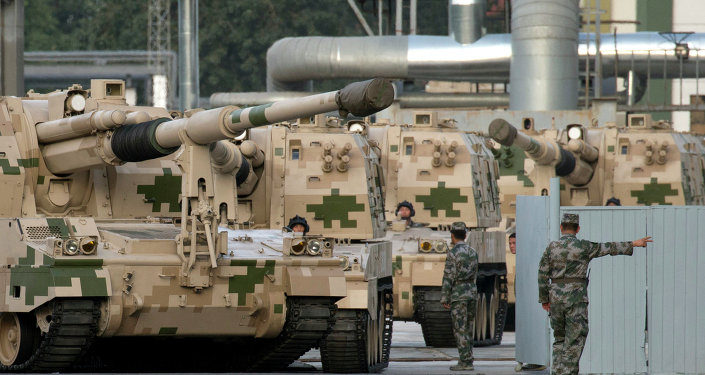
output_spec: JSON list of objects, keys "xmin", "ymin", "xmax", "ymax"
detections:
[
  {"xmin": 347, "ymin": 0, "xmax": 375, "ymax": 36},
  {"xmin": 0, "ymin": 0, "xmax": 23, "ymax": 96}
]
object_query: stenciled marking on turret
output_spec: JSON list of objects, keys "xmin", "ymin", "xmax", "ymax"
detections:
[
  {"xmin": 631, "ymin": 177, "xmax": 678, "ymax": 205},
  {"xmin": 11, "ymin": 246, "xmax": 108, "ymax": 305},
  {"xmin": 496, "ymin": 146, "xmax": 534, "ymax": 187},
  {"xmin": 228, "ymin": 259, "xmax": 276, "ymax": 306},
  {"xmin": 136, "ymin": 168, "xmax": 181, "ymax": 212},
  {"xmin": 415, "ymin": 181, "xmax": 467, "ymax": 217},
  {"xmin": 306, "ymin": 188, "xmax": 365, "ymax": 228}
]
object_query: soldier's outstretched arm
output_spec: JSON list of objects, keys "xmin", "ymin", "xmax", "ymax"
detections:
[
  {"xmin": 537, "ymin": 247, "xmax": 551, "ymax": 305},
  {"xmin": 588, "ymin": 239, "xmax": 635, "ymax": 259},
  {"xmin": 632, "ymin": 236, "xmax": 652, "ymax": 247},
  {"xmin": 440, "ymin": 251, "xmax": 456, "ymax": 306}
]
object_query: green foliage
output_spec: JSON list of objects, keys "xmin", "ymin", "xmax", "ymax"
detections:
[{"xmin": 25, "ymin": 0, "xmax": 448, "ymax": 95}]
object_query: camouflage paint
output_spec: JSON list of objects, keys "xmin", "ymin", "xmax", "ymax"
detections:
[
  {"xmin": 631, "ymin": 177, "xmax": 678, "ymax": 205},
  {"xmin": 415, "ymin": 181, "xmax": 468, "ymax": 217},
  {"xmin": 249, "ymin": 103, "xmax": 274, "ymax": 126},
  {"xmin": 392, "ymin": 255, "xmax": 402, "ymax": 274},
  {"xmin": 306, "ymin": 189, "xmax": 365, "ymax": 228},
  {"xmin": 0, "ymin": 158, "xmax": 20, "ymax": 175},
  {"xmin": 46, "ymin": 218, "xmax": 70, "ymax": 237},
  {"xmin": 11, "ymin": 247, "xmax": 108, "ymax": 305},
  {"xmin": 159, "ymin": 327, "xmax": 178, "ymax": 335},
  {"xmin": 136, "ymin": 168, "xmax": 181, "ymax": 212},
  {"xmin": 228, "ymin": 259, "xmax": 276, "ymax": 306},
  {"xmin": 497, "ymin": 146, "xmax": 534, "ymax": 187},
  {"xmin": 17, "ymin": 158, "xmax": 39, "ymax": 168}
]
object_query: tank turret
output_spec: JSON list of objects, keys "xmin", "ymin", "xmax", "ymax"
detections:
[
  {"xmin": 37, "ymin": 78, "xmax": 393, "ymax": 175},
  {"xmin": 488, "ymin": 118, "xmax": 594, "ymax": 186}
]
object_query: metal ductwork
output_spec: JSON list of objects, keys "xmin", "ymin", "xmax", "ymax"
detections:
[
  {"xmin": 510, "ymin": 0, "xmax": 579, "ymax": 110},
  {"xmin": 266, "ymin": 31, "xmax": 705, "ymax": 93},
  {"xmin": 178, "ymin": 0, "xmax": 199, "ymax": 111},
  {"xmin": 448, "ymin": 0, "xmax": 485, "ymax": 45}
]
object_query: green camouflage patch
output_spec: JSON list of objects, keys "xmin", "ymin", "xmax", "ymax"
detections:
[
  {"xmin": 228, "ymin": 260, "xmax": 276, "ymax": 306},
  {"xmin": 46, "ymin": 218, "xmax": 70, "ymax": 238},
  {"xmin": 37, "ymin": 175, "xmax": 45, "ymax": 185},
  {"xmin": 248, "ymin": 103, "xmax": 274, "ymax": 126},
  {"xmin": 230, "ymin": 109, "xmax": 243, "ymax": 124},
  {"xmin": 136, "ymin": 168, "xmax": 181, "ymax": 212},
  {"xmin": 497, "ymin": 146, "xmax": 534, "ymax": 187},
  {"xmin": 631, "ymin": 177, "xmax": 678, "ymax": 205},
  {"xmin": 607, "ymin": 145, "xmax": 615, "ymax": 153},
  {"xmin": 0, "ymin": 158, "xmax": 20, "ymax": 175},
  {"xmin": 306, "ymin": 189, "xmax": 365, "ymax": 228},
  {"xmin": 392, "ymin": 255, "xmax": 402, "ymax": 274},
  {"xmin": 402, "ymin": 291, "xmax": 409, "ymax": 300},
  {"xmin": 159, "ymin": 327, "xmax": 178, "ymax": 335},
  {"xmin": 390, "ymin": 145, "xmax": 398, "ymax": 153},
  {"xmin": 274, "ymin": 147, "xmax": 283, "ymax": 156},
  {"xmin": 274, "ymin": 303, "xmax": 283, "ymax": 314},
  {"xmin": 416, "ymin": 181, "xmax": 468, "ymax": 217},
  {"xmin": 17, "ymin": 158, "xmax": 39, "ymax": 168},
  {"xmin": 11, "ymin": 248, "xmax": 108, "ymax": 305}
]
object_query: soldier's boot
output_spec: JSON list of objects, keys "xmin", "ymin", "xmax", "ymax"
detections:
[{"xmin": 449, "ymin": 362, "xmax": 474, "ymax": 371}]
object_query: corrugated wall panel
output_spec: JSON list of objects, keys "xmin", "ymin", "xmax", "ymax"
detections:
[
  {"xmin": 648, "ymin": 207, "xmax": 705, "ymax": 374},
  {"xmin": 515, "ymin": 196, "xmax": 551, "ymax": 366},
  {"xmin": 563, "ymin": 207, "xmax": 648, "ymax": 374}
]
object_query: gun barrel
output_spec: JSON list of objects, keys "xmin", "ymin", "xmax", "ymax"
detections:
[
  {"xmin": 36, "ymin": 110, "xmax": 126, "ymax": 143},
  {"xmin": 488, "ymin": 118, "xmax": 594, "ymax": 185},
  {"xmin": 40, "ymin": 79, "xmax": 393, "ymax": 175},
  {"xmin": 153, "ymin": 78, "xmax": 394, "ymax": 149}
]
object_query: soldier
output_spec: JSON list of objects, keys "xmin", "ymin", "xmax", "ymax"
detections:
[
  {"xmin": 441, "ymin": 221, "xmax": 478, "ymax": 371},
  {"xmin": 605, "ymin": 197, "xmax": 621, "ymax": 206},
  {"xmin": 395, "ymin": 200, "xmax": 425, "ymax": 228},
  {"xmin": 287, "ymin": 215, "xmax": 310, "ymax": 235},
  {"xmin": 538, "ymin": 213, "xmax": 652, "ymax": 375},
  {"xmin": 508, "ymin": 232, "xmax": 516, "ymax": 254}
]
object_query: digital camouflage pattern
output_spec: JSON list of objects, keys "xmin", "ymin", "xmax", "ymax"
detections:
[
  {"xmin": 441, "ymin": 241, "xmax": 478, "ymax": 304},
  {"xmin": 538, "ymin": 234, "xmax": 633, "ymax": 375},
  {"xmin": 441, "ymin": 241, "xmax": 478, "ymax": 365},
  {"xmin": 450, "ymin": 299, "xmax": 477, "ymax": 366}
]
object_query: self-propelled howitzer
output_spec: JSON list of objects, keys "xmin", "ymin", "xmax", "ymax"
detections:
[{"xmin": 0, "ymin": 78, "xmax": 393, "ymax": 372}]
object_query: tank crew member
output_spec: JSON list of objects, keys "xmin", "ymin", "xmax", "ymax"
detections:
[
  {"xmin": 538, "ymin": 213, "xmax": 651, "ymax": 375},
  {"xmin": 605, "ymin": 197, "xmax": 621, "ymax": 206},
  {"xmin": 509, "ymin": 232, "xmax": 516, "ymax": 254},
  {"xmin": 288, "ymin": 215, "xmax": 310, "ymax": 235},
  {"xmin": 441, "ymin": 222, "xmax": 478, "ymax": 371},
  {"xmin": 395, "ymin": 200, "xmax": 425, "ymax": 228}
]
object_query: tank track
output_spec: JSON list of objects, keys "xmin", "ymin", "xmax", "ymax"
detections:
[
  {"xmin": 0, "ymin": 299, "xmax": 100, "ymax": 372},
  {"xmin": 474, "ymin": 274, "xmax": 509, "ymax": 347},
  {"xmin": 245, "ymin": 296, "xmax": 337, "ymax": 372},
  {"xmin": 413, "ymin": 286, "xmax": 455, "ymax": 347},
  {"xmin": 321, "ymin": 281, "xmax": 393, "ymax": 373}
]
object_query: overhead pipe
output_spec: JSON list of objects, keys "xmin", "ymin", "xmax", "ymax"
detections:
[
  {"xmin": 448, "ymin": 0, "xmax": 485, "ymax": 44},
  {"xmin": 266, "ymin": 32, "xmax": 705, "ymax": 92},
  {"xmin": 510, "ymin": 0, "xmax": 579, "ymax": 110}
]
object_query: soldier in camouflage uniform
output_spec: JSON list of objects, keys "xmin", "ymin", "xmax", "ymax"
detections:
[
  {"xmin": 441, "ymin": 221, "xmax": 479, "ymax": 371},
  {"xmin": 538, "ymin": 213, "xmax": 652, "ymax": 375}
]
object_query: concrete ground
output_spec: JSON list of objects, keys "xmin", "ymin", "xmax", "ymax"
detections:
[{"xmin": 290, "ymin": 321, "xmax": 550, "ymax": 375}]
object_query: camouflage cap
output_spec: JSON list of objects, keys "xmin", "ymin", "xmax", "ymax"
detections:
[
  {"xmin": 451, "ymin": 221, "xmax": 467, "ymax": 231},
  {"xmin": 561, "ymin": 213, "xmax": 579, "ymax": 225}
]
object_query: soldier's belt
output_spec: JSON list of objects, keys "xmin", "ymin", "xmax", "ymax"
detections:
[{"xmin": 550, "ymin": 277, "xmax": 586, "ymax": 284}]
